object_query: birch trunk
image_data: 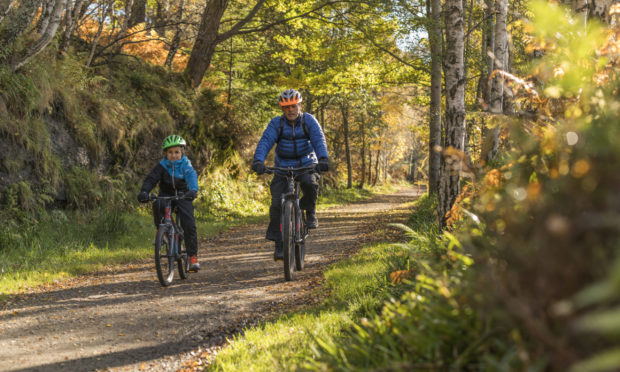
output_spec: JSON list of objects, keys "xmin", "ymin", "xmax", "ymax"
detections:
[
  {"xmin": 482, "ymin": 0, "xmax": 508, "ymax": 163},
  {"xmin": 128, "ymin": 0, "xmax": 146, "ymax": 27},
  {"xmin": 12, "ymin": 0, "xmax": 66, "ymax": 71},
  {"xmin": 86, "ymin": 1, "xmax": 110, "ymax": 67},
  {"xmin": 164, "ymin": 0, "xmax": 185, "ymax": 70},
  {"xmin": 60, "ymin": 0, "xmax": 85, "ymax": 55},
  {"xmin": 1, "ymin": 0, "xmax": 40, "ymax": 48},
  {"xmin": 0, "ymin": 0, "xmax": 17, "ymax": 24},
  {"xmin": 438, "ymin": 0, "xmax": 466, "ymax": 227}
]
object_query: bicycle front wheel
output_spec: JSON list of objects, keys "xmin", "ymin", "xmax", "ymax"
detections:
[
  {"xmin": 295, "ymin": 242, "xmax": 306, "ymax": 271},
  {"xmin": 177, "ymin": 238, "xmax": 188, "ymax": 280},
  {"xmin": 155, "ymin": 228, "xmax": 174, "ymax": 286},
  {"xmin": 295, "ymin": 209, "xmax": 306, "ymax": 271},
  {"xmin": 282, "ymin": 200, "xmax": 296, "ymax": 281}
]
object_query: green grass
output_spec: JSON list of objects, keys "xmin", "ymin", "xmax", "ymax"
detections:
[
  {"xmin": 318, "ymin": 183, "xmax": 398, "ymax": 209},
  {"xmin": 208, "ymin": 242, "xmax": 402, "ymax": 371}
]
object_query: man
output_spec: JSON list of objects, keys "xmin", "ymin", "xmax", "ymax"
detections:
[{"xmin": 252, "ymin": 89, "xmax": 330, "ymax": 261}]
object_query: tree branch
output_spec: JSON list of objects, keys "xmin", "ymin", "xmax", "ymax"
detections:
[{"xmin": 223, "ymin": 0, "xmax": 339, "ymax": 37}]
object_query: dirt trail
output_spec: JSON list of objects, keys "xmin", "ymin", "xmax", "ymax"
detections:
[{"xmin": 0, "ymin": 188, "xmax": 420, "ymax": 372}]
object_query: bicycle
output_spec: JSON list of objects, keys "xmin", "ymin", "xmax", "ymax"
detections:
[
  {"xmin": 265, "ymin": 165, "xmax": 317, "ymax": 281},
  {"xmin": 149, "ymin": 193, "xmax": 191, "ymax": 286}
]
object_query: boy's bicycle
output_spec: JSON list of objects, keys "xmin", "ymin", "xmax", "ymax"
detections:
[
  {"xmin": 149, "ymin": 193, "xmax": 192, "ymax": 286},
  {"xmin": 265, "ymin": 165, "xmax": 317, "ymax": 281}
]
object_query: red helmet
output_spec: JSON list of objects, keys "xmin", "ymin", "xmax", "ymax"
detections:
[{"xmin": 278, "ymin": 89, "xmax": 303, "ymax": 106}]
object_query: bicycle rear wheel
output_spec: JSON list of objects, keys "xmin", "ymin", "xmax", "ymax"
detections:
[
  {"xmin": 282, "ymin": 200, "xmax": 296, "ymax": 281},
  {"xmin": 177, "ymin": 238, "xmax": 188, "ymax": 280},
  {"xmin": 155, "ymin": 228, "xmax": 174, "ymax": 286}
]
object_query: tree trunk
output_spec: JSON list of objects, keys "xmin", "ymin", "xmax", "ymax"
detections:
[
  {"xmin": 367, "ymin": 147, "xmax": 372, "ymax": 184},
  {"xmin": 341, "ymin": 103, "xmax": 353, "ymax": 189},
  {"xmin": 164, "ymin": 0, "xmax": 184, "ymax": 70},
  {"xmin": 438, "ymin": 0, "xmax": 466, "ymax": 228},
  {"xmin": 123, "ymin": 0, "xmax": 134, "ymax": 31},
  {"xmin": 359, "ymin": 115, "xmax": 366, "ymax": 188},
  {"xmin": 1, "ymin": 0, "xmax": 40, "ymax": 48},
  {"xmin": 186, "ymin": 0, "xmax": 266, "ymax": 89},
  {"xmin": 128, "ymin": 0, "xmax": 146, "ymax": 27},
  {"xmin": 484, "ymin": 0, "xmax": 495, "ymax": 103},
  {"xmin": 60, "ymin": 0, "xmax": 84, "ymax": 55},
  {"xmin": 12, "ymin": 0, "xmax": 66, "ymax": 71},
  {"xmin": 427, "ymin": 0, "xmax": 442, "ymax": 195},
  {"xmin": 38, "ymin": 0, "xmax": 53, "ymax": 33},
  {"xmin": 0, "ymin": 0, "xmax": 17, "ymax": 24},
  {"xmin": 186, "ymin": 0, "xmax": 230, "ymax": 88},
  {"xmin": 482, "ymin": 0, "xmax": 508, "ymax": 163},
  {"xmin": 373, "ymin": 149, "xmax": 380, "ymax": 186},
  {"xmin": 86, "ymin": 1, "xmax": 110, "ymax": 67},
  {"xmin": 154, "ymin": 0, "xmax": 170, "ymax": 36},
  {"xmin": 409, "ymin": 151, "xmax": 416, "ymax": 181}
]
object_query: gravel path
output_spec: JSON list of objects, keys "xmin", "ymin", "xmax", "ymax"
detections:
[{"xmin": 0, "ymin": 188, "xmax": 421, "ymax": 372}]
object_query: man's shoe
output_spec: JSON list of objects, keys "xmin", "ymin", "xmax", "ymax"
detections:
[
  {"xmin": 307, "ymin": 211, "xmax": 318, "ymax": 229},
  {"xmin": 189, "ymin": 255, "xmax": 200, "ymax": 272},
  {"xmin": 274, "ymin": 240, "xmax": 284, "ymax": 261}
]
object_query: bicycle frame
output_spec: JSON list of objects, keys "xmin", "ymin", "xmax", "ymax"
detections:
[
  {"xmin": 266, "ymin": 166, "xmax": 316, "ymax": 244},
  {"xmin": 153, "ymin": 195, "xmax": 186, "ymax": 259}
]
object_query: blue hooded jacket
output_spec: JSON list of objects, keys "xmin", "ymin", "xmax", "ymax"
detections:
[
  {"xmin": 253, "ymin": 113, "xmax": 329, "ymax": 168},
  {"xmin": 141, "ymin": 155, "xmax": 198, "ymax": 195}
]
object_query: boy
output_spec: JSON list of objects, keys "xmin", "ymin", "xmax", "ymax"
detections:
[{"xmin": 137, "ymin": 135, "xmax": 200, "ymax": 271}]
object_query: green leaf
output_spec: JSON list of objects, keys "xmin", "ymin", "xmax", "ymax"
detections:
[
  {"xmin": 575, "ymin": 308, "xmax": 620, "ymax": 334},
  {"xmin": 570, "ymin": 347, "xmax": 620, "ymax": 372}
]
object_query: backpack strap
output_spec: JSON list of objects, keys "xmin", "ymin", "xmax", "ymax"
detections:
[
  {"xmin": 276, "ymin": 113, "xmax": 310, "ymax": 143},
  {"xmin": 276, "ymin": 116, "xmax": 284, "ymax": 143},
  {"xmin": 301, "ymin": 113, "xmax": 310, "ymax": 140}
]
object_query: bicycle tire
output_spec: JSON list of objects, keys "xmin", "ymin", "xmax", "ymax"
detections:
[
  {"xmin": 295, "ymin": 210, "xmax": 306, "ymax": 271},
  {"xmin": 295, "ymin": 242, "xmax": 306, "ymax": 271},
  {"xmin": 155, "ymin": 228, "xmax": 174, "ymax": 286},
  {"xmin": 177, "ymin": 238, "xmax": 188, "ymax": 280},
  {"xmin": 282, "ymin": 200, "xmax": 296, "ymax": 281}
]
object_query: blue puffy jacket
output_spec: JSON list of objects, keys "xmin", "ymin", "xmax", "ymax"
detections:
[{"xmin": 253, "ymin": 113, "xmax": 329, "ymax": 167}]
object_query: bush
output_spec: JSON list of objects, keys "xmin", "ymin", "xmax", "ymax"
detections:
[
  {"xmin": 306, "ymin": 224, "xmax": 490, "ymax": 370},
  {"xmin": 458, "ymin": 3, "xmax": 620, "ymax": 370}
]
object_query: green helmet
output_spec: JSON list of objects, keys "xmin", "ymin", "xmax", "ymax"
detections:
[{"xmin": 162, "ymin": 135, "xmax": 187, "ymax": 151}]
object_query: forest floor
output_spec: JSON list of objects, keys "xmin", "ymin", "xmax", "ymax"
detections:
[{"xmin": 0, "ymin": 187, "xmax": 421, "ymax": 372}]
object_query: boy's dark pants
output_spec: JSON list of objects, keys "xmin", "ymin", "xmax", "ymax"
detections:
[
  {"xmin": 153, "ymin": 197, "xmax": 198, "ymax": 257},
  {"xmin": 266, "ymin": 173, "xmax": 319, "ymax": 241}
]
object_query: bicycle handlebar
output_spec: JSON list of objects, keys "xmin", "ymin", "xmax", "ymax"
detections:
[
  {"xmin": 264, "ymin": 165, "xmax": 318, "ymax": 176},
  {"xmin": 149, "ymin": 193, "xmax": 193, "ymax": 202}
]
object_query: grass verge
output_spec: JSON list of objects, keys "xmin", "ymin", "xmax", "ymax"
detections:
[{"xmin": 208, "ymin": 242, "xmax": 402, "ymax": 371}]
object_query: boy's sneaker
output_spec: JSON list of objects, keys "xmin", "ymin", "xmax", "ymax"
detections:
[
  {"xmin": 274, "ymin": 240, "xmax": 284, "ymax": 261},
  {"xmin": 189, "ymin": 255, "xmax": 200, "ymax": 272}
]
